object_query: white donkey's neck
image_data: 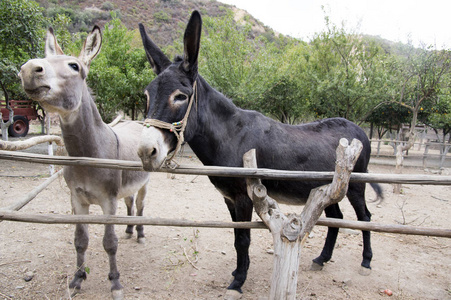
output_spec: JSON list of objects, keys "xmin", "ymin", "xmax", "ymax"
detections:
[{"xmin": 59, "ymin": 87, "xmax": 117, "ymax": 159}]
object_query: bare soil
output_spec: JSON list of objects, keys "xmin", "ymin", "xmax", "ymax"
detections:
[{"xmin": 0, "ymin": 154, "xmax": 450, "ymax": 300}]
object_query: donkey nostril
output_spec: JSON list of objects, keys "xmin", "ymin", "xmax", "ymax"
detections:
[
  {"xmin": 34, "ymin": 66, "xmax": 43, "ymax": 73},
  {"xmin": 150, "ymin": 148, "xmax": 157, "ymax": 157}
]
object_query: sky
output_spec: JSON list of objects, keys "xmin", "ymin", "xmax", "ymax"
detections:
[{"xmin": 218, "ymin": 0, "xmax": 451, "ymax": 49}]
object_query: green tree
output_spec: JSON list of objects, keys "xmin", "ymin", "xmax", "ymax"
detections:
[
  {"xmin": 88, "ymin": 17, "xmax": 154, "ymax": 122},
  {"xmin": 388, "ymin": 43, "xmax": 451, "ymax": 151},
  {"xmin": 0, "ymin": 0, "xmax": 47, "ymax": 139},
  {"xmin": 306, "ymin": 17, "xmax": 388, "ymax": 124},
  {"xmin": 424, "ymin": 73, "xmax": 451, "ymax": 142},
  {"xmin": 260, "ymin": 43, "xmax": 311, "ymax": 124},
  {"xmin": 200, "ymin": 12, "xmax": 309, "ymax": 123},
  {"xmin": 50, "ymin": 13, "xmax": 75, "ymax": 52},
  {"xmin": 201, "ymin": 14, "xmax": 275, "ymax": 107},
  {"xmin": 366, "ymin": 102, "xmax": 411, "ymax": 138},
  {"xmin": 0, "ymin": 0, "xmax": 46, "ymax": 100}
]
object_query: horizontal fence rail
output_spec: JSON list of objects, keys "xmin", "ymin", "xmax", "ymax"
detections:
[
  {"xmin": 1, "ymin": 150, "xmax": 451, "ymax": 185},
  {"xmin": 0, "ymin": 211, "xmax": 449, "ymax": 238},
  {"xmin": 0, "ymin": 149, "xmax": 450, "ymax": 239}
]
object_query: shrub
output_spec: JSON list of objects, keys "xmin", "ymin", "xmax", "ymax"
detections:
[
  {"xmin": 101, "ymin": 1, "xmax": 114, "ymax": 11},
  {"xmin": 154, "ymin": 11, "xmax": 170, "ymax": 23}
]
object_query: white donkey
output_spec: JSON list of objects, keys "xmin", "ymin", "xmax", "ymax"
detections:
[{"xmin": 19, "ymin": 26, "xmax": 150, "ymax": 299}]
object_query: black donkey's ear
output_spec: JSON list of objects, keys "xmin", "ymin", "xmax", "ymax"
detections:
[
  {"xmin": 182, "ymin": 11, "xmax": 202, "ymax": 74},
  {"xmin": 139, "ymin": 23, "xmax": 171, "ymax": 74}
]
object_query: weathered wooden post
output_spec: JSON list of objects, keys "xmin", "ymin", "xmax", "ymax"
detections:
[
  {"xmin": 0, "ymin": 135, "xmax": 64, "ymax": 151},
  {"xmin": 243, "ymin": 138, "xmax": 363, "ymax": 300}
]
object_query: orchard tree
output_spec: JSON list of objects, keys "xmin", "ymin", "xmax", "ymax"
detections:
[
  {"xmin": 201, "ymin": 13, "xmax": 278, "ymax": 109},
  {"xmin": 0, "ymin": 0, "xmax": 46, "ymax": 99},
  {"xmin": 426, "ymin": 76, "xmax": 451, "ymax": 142},
  {"xmin": 201, "ymin": 12, "xmax": 310, "ymax": 123},
  {"xmin": 366, "ymin": 102, "xmax": 411, "ymax": 138},
  {"xmin": 0, "ymin": 0, "xmax": 46, "ymax": 139},
  {"xmin": 259, "ymin": 42, "xmax": 311, "ymax": 124},
  {"xmin": 389, "ymin": 43, "xmax": 451, "ymax": 151},
  {"xmin": 88, "ymin": 17, "xmax": 154, "ymax": 122},
  {"xmin": 306, "ymin": 17, "xmax": 389, "ymax": 124},
  {"xmin": 386, "ymin": 43, "xmax": 451, "ymax": 193}
]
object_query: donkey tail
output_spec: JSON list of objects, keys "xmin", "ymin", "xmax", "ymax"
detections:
[{"xmin": 368, "ymin": 182, "xmax": 384, "ymax": 205}]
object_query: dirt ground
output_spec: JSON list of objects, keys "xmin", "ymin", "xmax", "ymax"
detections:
[{"xmin": 0, "ymin": 152, "xmax": 450, "ymax": 300}]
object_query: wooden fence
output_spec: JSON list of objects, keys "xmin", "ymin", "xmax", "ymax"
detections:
[
  {"xmin": 370, "ymin": 139, "xmax": 450, "ymax": 168},
  {"xmin": 1, "ymin": 149, "xmax": 450, "ymax": 238},
  {"xmin": 1, "ymin": 147, "xmax": 450, "ymax": 300}
]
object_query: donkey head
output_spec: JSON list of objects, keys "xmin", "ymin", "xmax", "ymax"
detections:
[
  {"xmin": 19, "ymin": 26, "xmax": 101, "ymax": 117},
  {"xmin": 138, "ymin": 11, "xmax": 202, "ymax": 171}
]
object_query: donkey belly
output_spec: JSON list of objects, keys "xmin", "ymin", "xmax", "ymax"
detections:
[
  {"xmin": 117, "ymin": 176, "xmax": 148, "ymax": 199},
  {"xmin": 264, "ymin": 179, "xmax": 322, "ymax": 205},
  {"xmin": 64, "ymin": 166, "xmax": 121, "ymax": 206},
  {"xmin": 210, "ymin": 176, "xmax": 319, "ymax": 206},
  {"xmin": 267, "ymin": 190, "xmax": 308, "ymax": 205}
]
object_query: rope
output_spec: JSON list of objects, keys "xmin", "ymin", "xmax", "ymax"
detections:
[{"xmin": 143, "ymin": 81, "xmax": 197, "ymax": 167}]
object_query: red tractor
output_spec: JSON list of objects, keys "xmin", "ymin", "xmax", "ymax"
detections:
[{"xmin": 1, "ymin": 99, "xmax": 39, "ymax": 137}]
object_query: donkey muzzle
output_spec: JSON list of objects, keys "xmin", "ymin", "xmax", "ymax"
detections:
[
  {"xmin": 138, "ymin": 126, "xmax": 169, "ymax": 171},
  {"xmin": 19, "ymin": 59, "xmax": 52, "ymax": 100}
]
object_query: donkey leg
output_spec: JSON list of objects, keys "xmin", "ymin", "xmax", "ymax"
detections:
[
  {"xmin": 312, "ymin": 203, "xmax": 343, "ymax": 270},
  {"xmin": 124, "ymin": 196, "xmax": 135, "ymax": 238},
  {"xmin": 347, "ymin": 184, "xmax": 373, "ymax": 275},
  {"xmin": 101, "ymin": 201, "xmax": 123, "ymax": 299},
  {"xmin": 69, "ymin": 204, "xmax": 89, "ymax": 293},
  {"xmin": 135, "ymin": 185, "xmax": 148, "ymax": 244},
  {"xmin": 224, "ymin": 195, "xmax": 253, "ymax": 294},
  {"xmin": 104, "ymin": 224, "xmax": 123, "ymax": 295}
]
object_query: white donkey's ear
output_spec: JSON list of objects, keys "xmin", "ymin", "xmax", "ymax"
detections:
[
  {"xmin": 79, "ymin": 25, "xmax": 102, "ymax": 68},
  {"xmin": 45, "ymin": 27, "xmax": 64, "ymax": 57}
]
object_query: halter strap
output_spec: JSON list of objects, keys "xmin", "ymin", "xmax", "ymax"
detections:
[{"xmin": 143, "ymin": 80, "xmax": 197, "ymax": 167}]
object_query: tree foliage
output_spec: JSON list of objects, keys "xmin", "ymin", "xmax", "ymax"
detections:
[
  {"xmin": 4, "ymin": 0, "xmax": 450, "ymax": 139},
  {"xmin": 200, "ymin": 12, "xmax": 310, "ymax": 123},
  {"xmin": 426, "ymin": 74, "xmax": 451, "ymax": 142},
  {"xmin": 0, "ymin": 0, "xmax": 46, "ymax": 99},
  {"xmin": 201, "ymin": 12, "xmax": 273, "ymax": 108},
  {"xmin": 88, "ymin": 17, "xmax": 154, "ymax": 122},
  {"xmin": 305, "ymin": 17, "xmax": 388, "ymax": 124},
  {"xmin": 386, "ymin": 42, "xmax": 451, "ymax": 144},
  {"xmin": 259, "ymin": 44, "xmax": 311, "ymax": 124}
]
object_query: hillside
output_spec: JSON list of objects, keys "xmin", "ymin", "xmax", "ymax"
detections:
[{"xmin": 35, "ymin": 0, "xmax": 277, "ymax": 47}]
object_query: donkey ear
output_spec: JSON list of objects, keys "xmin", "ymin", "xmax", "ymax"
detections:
[
  {"xmin": 182, "ymin": 11, "xmax": 202, "ymax": 74},
  {"xmin": 139, "ymin": 23, "xmax": 171, "ymax": 75},
  {"xmin": 45, "ymin": 27, "xmax": 64, "ymax": 57},
  {"xmin": 79, "ymin": 25, "xmax": 102, "ymax": 68}
]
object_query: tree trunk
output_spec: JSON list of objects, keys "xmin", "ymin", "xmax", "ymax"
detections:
[{"xmin": 393, "ymin": 113, "xmax": 417, "ymax": 194}]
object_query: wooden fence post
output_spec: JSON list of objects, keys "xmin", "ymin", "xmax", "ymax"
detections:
[
  {"xmin": 243, "ymin": 138, "xmax": 363, "ymax": 300},
  {"xmin": 0, "ymin": 135, "xmax": 64, "ymax": 151}
]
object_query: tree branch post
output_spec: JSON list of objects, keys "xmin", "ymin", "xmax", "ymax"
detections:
[
  {"xmin": 0, "ymin": 135, "xmax": 64, "ymax": 151},
  {"xmin": 243, "ymin": 138, "xmax": 363, "ymax": 300}
]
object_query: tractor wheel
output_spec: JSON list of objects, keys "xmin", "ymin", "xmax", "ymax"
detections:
[{"xmin": 8, "ymin": 116, "xmax": 29, "ymax": 137}]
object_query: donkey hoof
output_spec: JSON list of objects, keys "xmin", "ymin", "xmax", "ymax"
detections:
[
  {"xmin": 137, "ymin": 237, "xmax": 146, "ymax": 244},
  {"xmin": 358, "ymin": 266, "xmax": 371, "ymax": 276},
  {"xmin": 112, "ymin": 289, "xmax": 124, "ymax": 300},
  {"xmin": 224, "ymin": 289, "xmax": 242, "ymax": 300},
  {"xmin": 310, "ymin": 261, "xmax": 324, "ymax": 271},
  {"xmin": 125, "ymin": 233, "xmax": 133, "ymax": 239},
  {"xmin": 65, "ymin": 287, "xmax": 80, "ymax": 299}
]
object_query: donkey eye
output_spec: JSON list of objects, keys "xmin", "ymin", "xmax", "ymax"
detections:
[
  {"xmin": 69, "ymin": 63, "xmax": 79, "ymax": 72},
  {"xmin": 174, "ymin": 94, "xmax": 188, "ymax": 101}
]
